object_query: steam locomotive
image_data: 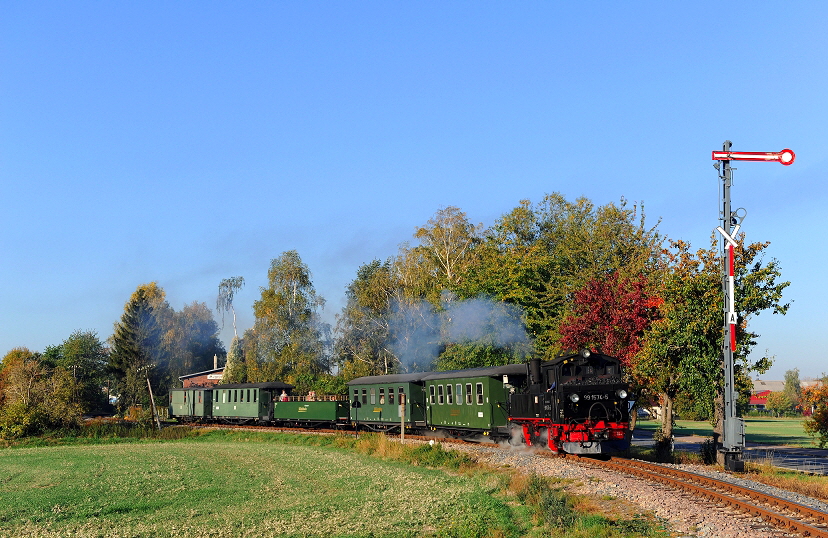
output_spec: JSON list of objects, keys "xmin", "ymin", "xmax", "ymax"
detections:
[
  {"xmin": 170, "ymin": 350, "xmax": 631, "ymax": 455},
  {"xmin": 509, "ymin": 350, "xmax": 632, "ymax": 454}
]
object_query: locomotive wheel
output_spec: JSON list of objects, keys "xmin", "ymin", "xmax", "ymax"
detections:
[{"xmin": 529, "ymin": 427, "xmax": 548, "ymax": 448}]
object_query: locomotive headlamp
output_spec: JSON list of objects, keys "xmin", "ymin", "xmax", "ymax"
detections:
[
  {"xmin": 580, "ymin": 349, "xmax": 591, "ymax": 358},
  {"xmin": 569, "ymin": 393, "xmax": 580, "ymax": 403},
  {"xmin": 616, "ymin": 389, "xmax": 628, "ymax": 399}
]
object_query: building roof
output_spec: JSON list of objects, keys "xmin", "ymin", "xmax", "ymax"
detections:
[
  {"xmin": 751, "ymin": 379, "xmax": 785, "ymax": 393},
  {"xmin": 749, "ymin": 389, "xmax": 771, "ymax": 406}
]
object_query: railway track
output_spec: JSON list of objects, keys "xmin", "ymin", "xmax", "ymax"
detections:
[{"xmin": 566, "ymin": 455, "xmax": 828, "ymax": 537}]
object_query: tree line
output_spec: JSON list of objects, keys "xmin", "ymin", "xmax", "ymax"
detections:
[
  {"xmin": 2, "ymin": 191, "xmax": 815, "ymax": 446},
  {"xmin": 0, "ymin": 285, "xmax": 223, "ymax": 437}
]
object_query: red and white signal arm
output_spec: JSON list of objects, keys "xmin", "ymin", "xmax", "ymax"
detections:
[{"xmin": 712, "ymin": 149, "xmax": 795, "ymax": 166}]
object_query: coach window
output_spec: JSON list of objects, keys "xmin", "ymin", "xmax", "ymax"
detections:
[
  {"xmin": 353, "ymin": 389, "xmax": 359, "ymax": 402},
  {"xmin": 247, "ymin": 389, "xmax": 251, "ymax": 402},
  {"xmin": 235, "ymin": 390, "xmax": 239, "ymax": 403},
  {"xmin": 388, "ymin": 387, "xmax": 394, "ymax": 405},
  {"xmin": 466, "ymin": 384, "xmax": 473, "ymax": 405},
  {"xmin": 184, "ymin": 392, "xmax": 187, "ymax": 403},
  {"xmin": 446, "ymin": 384, "xmax": 453, "ymax": 405},
  {"xmin": 222, "ymin": 390, "xmax": 226, "ymax": 403},
  {"xmin": 456, "ymin": 384, "xmax": 462, "ymax": 405},
  {"xmin": 254, "ymin": 390, "xmax": 258, "ymax": 403},
  {"xmin": 240, "ymin": 390, "xmax": 245, "ymax": 403},
  {"xmin": 361, "ymin": 389, "xmax": 367, "ymax": 404},
  {"xmin": 476, "ymin": 383, "xmax": 484, "ymax": 405},
  {"xmin": 379, "ymin": 388, "xmax": 385, "ymax": 404},
  {"xmin": 429, "ymin": 385, "xmax": 436, "ymax": 405},
  {"xmin": 198, "ymin": 391, "xmax": 202, "ymax": 404},
  {"xmin": 370, "ymin": 388, "xmax": 376, "ymax": 405},
  {"xmin": 437, "ymin": 385, "xmax": 444, "ymax": 405}
]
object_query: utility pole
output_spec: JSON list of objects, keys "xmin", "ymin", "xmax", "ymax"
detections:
[
  {"xmin": 712, "ymin": 142, "xmax": 795, "ymax": 471},
  {"xmin": 146, "ymin": 375, "xmax": 162, "ymax": 431}
]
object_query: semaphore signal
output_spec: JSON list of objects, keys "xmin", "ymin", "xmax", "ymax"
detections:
[
  {"xmin": 712, "ymin": 148, "xmax": 795, "ymax": 165},
  {"xmin": 712, "ymin": 140, "xmax": 794, "ymax": 472}
]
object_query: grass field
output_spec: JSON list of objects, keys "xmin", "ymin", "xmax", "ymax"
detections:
[
  {"xmin": 0, "ymin": 430, "xmax": 666, "ymax": 537},
  {"xmin": 0, "ymin": 435, "xmax": 513, "ymax": 537},
  {"xmin": 635, "ymin": 417, "xmax": 815, "ymax": 447}
]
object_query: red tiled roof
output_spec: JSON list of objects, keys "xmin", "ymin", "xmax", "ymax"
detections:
[{"xmin": 749, "ymin": 389, "xmax": 772, "ymax": 405}]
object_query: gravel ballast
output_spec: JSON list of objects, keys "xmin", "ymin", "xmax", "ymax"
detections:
[{"xmin": 436, "ymin": 442, "xmax": 825, "ymax": 537}]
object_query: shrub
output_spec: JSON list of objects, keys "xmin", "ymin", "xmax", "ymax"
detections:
[{"xmin": 699, "ymin": 438, "xmax": 717, "ymax": 465}]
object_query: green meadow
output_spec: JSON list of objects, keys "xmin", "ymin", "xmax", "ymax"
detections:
[
  {"xmin": 1, "ymin": 436, "xmax": 507, "ymax": 537},
  {"xmin": 636, "ymin": 417, "xmax": 814, "ymax": 447},
  {"xmin": 0, "ymin": 430, "xmax": 665, "ymax": 538}
]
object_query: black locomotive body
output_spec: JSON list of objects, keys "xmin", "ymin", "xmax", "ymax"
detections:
[{"xmin": 509, "ymin": 350, "xmax": 631, "ymax": 454}]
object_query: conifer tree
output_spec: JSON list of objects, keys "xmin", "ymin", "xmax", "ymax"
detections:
[{"xmin": 108, "ymin": 286, "xmax": 161, "ymax": 410}]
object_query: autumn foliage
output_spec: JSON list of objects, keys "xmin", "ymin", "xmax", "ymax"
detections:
[
  {"xmin": 802, "ymin": 381, "xmax": 828, "ymax": 448},
  {"xmin": 559, "ymin": 272, "xmax": 661, "ymax": 368}
]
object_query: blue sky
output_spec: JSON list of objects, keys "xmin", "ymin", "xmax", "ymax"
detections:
[{"xmin": 2, "ymin": 2, "xmax": 826, "ymax": 380}]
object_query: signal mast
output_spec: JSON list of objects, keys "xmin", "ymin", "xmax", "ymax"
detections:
[{"xmin": 711, "ymin": 142, "xmax": 794, "ymax": 471}]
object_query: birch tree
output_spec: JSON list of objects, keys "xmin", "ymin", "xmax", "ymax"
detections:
[
  {"xmin": 245, "ymin": 251, "xmax": 330, "ymax": 390},
  {"xmin": 217, "ymin": 276, "xmax": 245, "ymax": 338}
]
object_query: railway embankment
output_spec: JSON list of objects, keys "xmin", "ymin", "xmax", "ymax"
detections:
[{"xmin": 440, "ymin": 439, "xmax": 828, "ymax": 538}]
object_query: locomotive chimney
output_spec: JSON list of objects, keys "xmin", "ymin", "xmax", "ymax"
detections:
[{"xmin": 529, "ymin": 357, "xmax": 542, "ymax": 387}]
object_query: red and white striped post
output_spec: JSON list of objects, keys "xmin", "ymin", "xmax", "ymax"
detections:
[{"xmin": 711, "ymin": 142, "xmax": 795, "ymax": 471}]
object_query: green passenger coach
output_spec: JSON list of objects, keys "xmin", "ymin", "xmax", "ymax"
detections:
[
  {"xmin": 346, "ymin": 373, "xmax": 429, "ymax": 432},
  {"xmin": 272, "ymin": 396, "xmax": 350, "ymax": 428},
  {"xmin": 169, "ymin": 387, "xmax": 213, "ymax": 422},
  {"xmin": 423, "ymin": 364, "xmax": 529, "ymax": 440},
  {"xmin": 212, "ymin": 382, "xmax": 293, "ymax": 424}
]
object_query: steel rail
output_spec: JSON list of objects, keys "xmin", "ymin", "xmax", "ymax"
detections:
[{"xmin": 565, "ymin": 455, "xmax": 828, "ymax": 537}]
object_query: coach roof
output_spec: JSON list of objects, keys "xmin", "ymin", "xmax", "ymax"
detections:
[
  {"xmin": 212, "ymin": 381, "xmax": 294, "ymax": 390},
  {"xmin": 421, "ymin": 363, "xmax": 528, "ymax": 381},
  {"xmin": 347, "ymin": 372, "xmax": 432, "ymax": 385}
]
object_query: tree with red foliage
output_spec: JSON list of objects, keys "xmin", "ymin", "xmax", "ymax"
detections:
[{"xmin": 559, "ymin": 271, "xmax": 661, "ymax": 369}]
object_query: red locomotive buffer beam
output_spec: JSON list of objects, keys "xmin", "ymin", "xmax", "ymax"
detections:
[{"xmin": 712, "ymin": 149, "xmax": 795, "ymax": 165}]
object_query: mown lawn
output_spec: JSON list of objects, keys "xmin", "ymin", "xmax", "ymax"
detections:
[
  {"xmin": 636, "ymin": 417, "xmax": 814, "ymax": 447},
  {"xmin": 0, "ymin": 434, "xmax": 517, "ymax": 537}
]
